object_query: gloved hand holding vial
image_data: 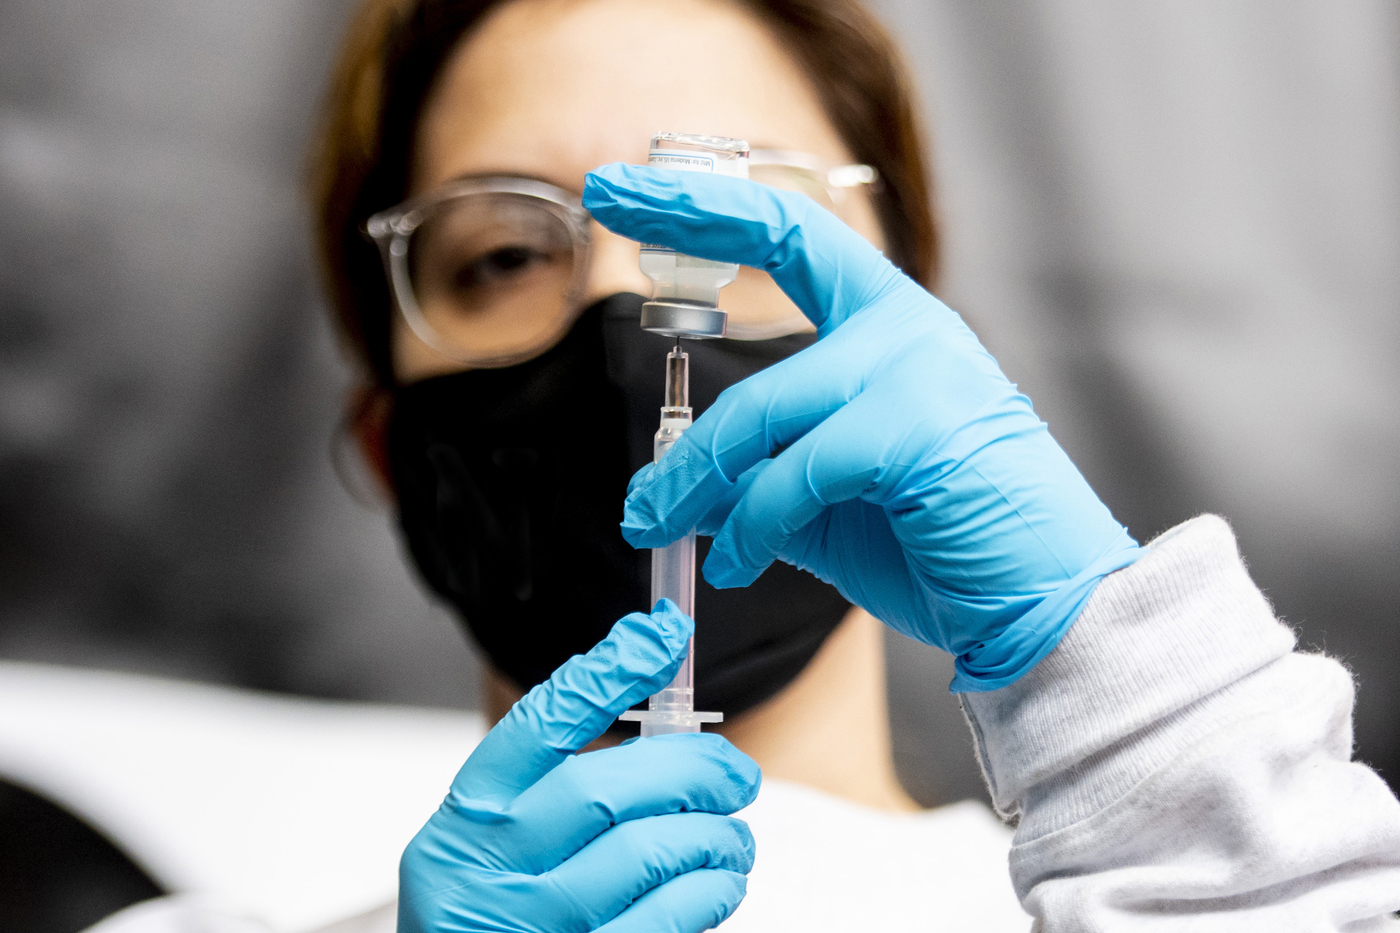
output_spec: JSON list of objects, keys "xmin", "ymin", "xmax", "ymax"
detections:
[{"xmin": 620, "ymin": 133, "xmax": 749, "ymax": 737}]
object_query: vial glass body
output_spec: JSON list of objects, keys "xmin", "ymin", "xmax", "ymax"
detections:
[{"xmin": 638, "ymin": 133, "xmax": 749, "ymax": 338}]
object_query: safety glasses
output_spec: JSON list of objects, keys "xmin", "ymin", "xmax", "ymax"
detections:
[{"xmin": 365, "ymin": 152, "xmax": 877, "ymax": 367}]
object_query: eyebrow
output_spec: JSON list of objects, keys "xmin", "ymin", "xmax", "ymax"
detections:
[{"xmin": 438, "ymin": 169, "xmax": 582, "ymax": 197}]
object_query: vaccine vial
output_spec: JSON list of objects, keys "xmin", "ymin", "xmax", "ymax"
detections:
[{"xmin": 638, "ymin": 133, "xmax": 750, "ymax": 339}]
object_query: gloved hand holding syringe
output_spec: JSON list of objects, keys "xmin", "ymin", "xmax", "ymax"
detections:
[{"xmin": 620, "ymin": 132, "xmax": 749, "ymax": 736}]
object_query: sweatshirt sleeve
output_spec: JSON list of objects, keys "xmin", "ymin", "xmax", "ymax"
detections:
[{"xmin": 960, "ymin": 515, "xmax": 1400, "ymax": 930}]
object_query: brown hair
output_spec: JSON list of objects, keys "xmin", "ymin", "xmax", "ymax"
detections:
[{"xmin": 309, "ymin": 0, "xmax": 939, "ymax": 386}]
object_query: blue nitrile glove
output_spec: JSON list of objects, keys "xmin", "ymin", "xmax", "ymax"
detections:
[
  {"xmin": 399, "ymin": 599, "xmax": 759, "ymax": 933},
  {"xmin": 583, "ymin": 164, "xmax": 1142, "ymax": 692}
]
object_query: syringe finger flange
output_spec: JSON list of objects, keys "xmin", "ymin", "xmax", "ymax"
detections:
[{"xmin": 618, "ymin": 708, "xmax": 724, "ymax": 737}]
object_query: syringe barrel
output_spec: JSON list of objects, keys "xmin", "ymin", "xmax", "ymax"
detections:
[
  {"xmin": 619, "ymin": 338, "xmax": 723, "ymax": 737},
  {"xmin": 651, "ymin": 346, "xmax": 698, "ymax": 727},
  {"xmin": 651, "ymin": 528, "xmax": 696, "ymax": 623},
  {"xmin": 655, "ymin": 351, "xmax": 692, "ymax": 463},
  {"xmin": 650, "ymin": 531, "xmax": 697, "ymax": 715}
]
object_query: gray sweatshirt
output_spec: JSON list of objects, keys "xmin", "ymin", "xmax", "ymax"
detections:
[{"xmin": 963, "ymin": 514, "xmax": 1400, "ymax": 929}]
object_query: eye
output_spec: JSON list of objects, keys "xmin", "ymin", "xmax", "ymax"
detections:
[{"xmin": 453, "ymin": 245, "xmax": 551, "ymax": 291}]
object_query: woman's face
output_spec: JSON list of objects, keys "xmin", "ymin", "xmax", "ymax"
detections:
[{"xmin": 399, "ymin": 0, "xmax": 885, "ymax": 382}]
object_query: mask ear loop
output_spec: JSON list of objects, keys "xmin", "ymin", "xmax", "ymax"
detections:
[{"xmin": 331, "ymin": 385, "xmax": 396, "ymax": 514}]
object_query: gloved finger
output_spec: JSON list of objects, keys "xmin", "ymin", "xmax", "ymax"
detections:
[
  {"xmin": 592, "ymin": 868, "xmax": 749, "ymax": 933},
  {"xmin": 620, "ymin": 321, "xmax": 881, "ymax": 549},
  {"xmin": 703, "ymin": 391, "xmax": 906, "ymax": 588},
  {"xmin": 482, "ymin": 733, "xmax": 760, "ymax": 872},
  {"xmin": 693, "ymin": 460, "xmax": 766, "ymax": 538},
  {"xmin": 772, "ymin": 499, "xmax": 930, "ymax": 643},
  {"xmin": 626, "ymin": 461, "xmax": 657, "ymax": 498},
  {"xmin": 450, "ymin": 601, "xmax": 692, "ymax": 806},
  {"xmin": 622, "ymin": 296, "xmax": 998, "ymax": 551},
  {"xmin": 543, "ymin": 813, "xmax": 754, "ymax": 928},
  {"xmin": 583, "ymin": 162, "xmax": 903, "ymax": 335}
]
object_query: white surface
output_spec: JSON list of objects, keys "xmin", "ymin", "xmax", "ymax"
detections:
[
  {"xmin": 722, "ymin": 780, "xmax": 1025, "ymax": 931},
  {"xmin": 0, "ymin": 662, "xmax": 484, "ymax": 932},
  {"xmin": 84, "ymin": 896, "xmax": 275, "ymax": 933},
  {"xmin": 285, "ymin": 778, "xmax": 1028, "ymax": 933},
  {"xmin": 0, "ymin": 657, "xmax": 1026, "ymax": 933}
]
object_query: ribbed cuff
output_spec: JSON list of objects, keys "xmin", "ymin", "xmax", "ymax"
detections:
[
  {"xmin": 961, "ymin": 514, "xmax": 1296, "ymax": 826},
  {"xmin": 951, "ymin": 535, "xmax": 1142, "ymax": 693}
]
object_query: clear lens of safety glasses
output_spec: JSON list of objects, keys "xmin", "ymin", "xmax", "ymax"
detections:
[
  {"xmin": 724, "ymin": 153, "xmax": 878, "ymax": 340},
  {"xmin": 366, "ymin": 177, "xmax": 591, "ymax": 368},
  {"xmin": 366, "ymin": 163, "xmax": 875, "ymax": 360}
]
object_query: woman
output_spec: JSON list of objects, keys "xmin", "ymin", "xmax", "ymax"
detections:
[
  {"xmin": 309, "ymin": 0, "xmax": 1400, "ymax": 930},
  {"xmin": 318, "ymin": 0, "xmax": 944, "ymax": 804}
]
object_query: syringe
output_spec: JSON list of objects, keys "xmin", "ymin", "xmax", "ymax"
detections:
[{"xmin": 618, "ymin": 346, "xmax": 724, "ymax": 737}]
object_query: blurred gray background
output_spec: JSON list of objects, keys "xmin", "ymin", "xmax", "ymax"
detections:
[{"xmin": 1, "ymin": 0, "xmax": 1396, "ymax": 808}]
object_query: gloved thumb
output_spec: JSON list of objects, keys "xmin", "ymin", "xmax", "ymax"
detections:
[{"xmin": 449, "ymin": 600, "xmax": 693, "ymax": 805}]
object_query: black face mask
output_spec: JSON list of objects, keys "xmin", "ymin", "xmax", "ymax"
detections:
[{"xmin": 386, "ymin": 293, "xmax": 850, "ymax": 716}]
